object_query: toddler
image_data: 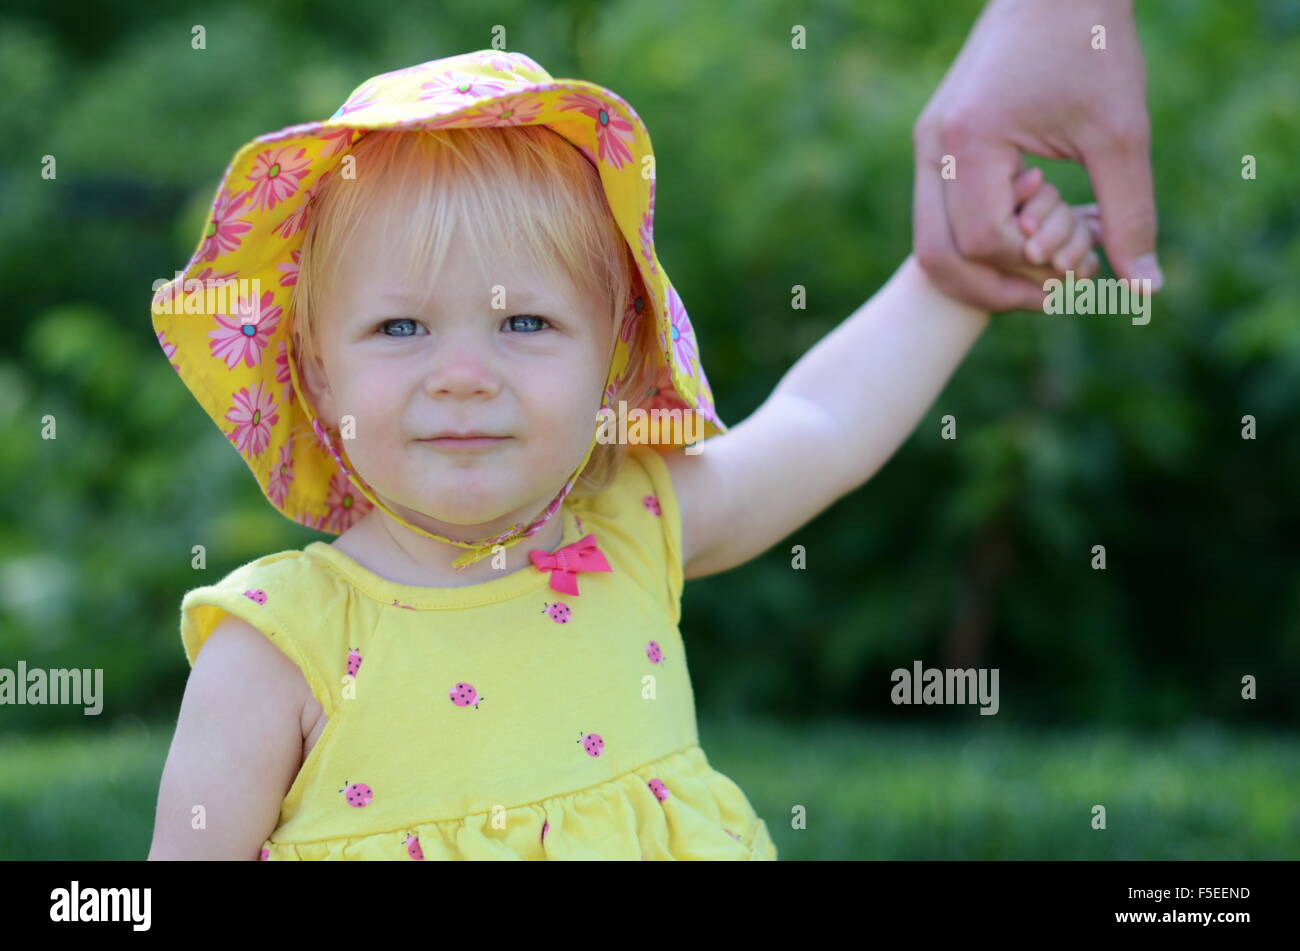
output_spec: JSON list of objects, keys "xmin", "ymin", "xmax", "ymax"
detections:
[{"xmin": 147, "ymin": 50, "xmax": 1096, "ymax": 860}]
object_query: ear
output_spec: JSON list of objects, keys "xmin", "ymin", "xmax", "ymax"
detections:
[{"xmin": 294, "ymin": 333, "xmax": 338, "ymax": 427}]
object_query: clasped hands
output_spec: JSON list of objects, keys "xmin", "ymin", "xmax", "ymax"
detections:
[{"xmin": 913, "ymin": 0, "xmax": 1161, "ymax": 314}]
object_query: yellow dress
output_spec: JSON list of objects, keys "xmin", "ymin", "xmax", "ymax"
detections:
[{"xmin": 178, "ymin": 445, "xmax": 778, "ymax": 860}]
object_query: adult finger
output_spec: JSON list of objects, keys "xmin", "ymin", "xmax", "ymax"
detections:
[{"xmin": 1082, "ymin": 125, "xmax": 1161, "ymax": 290}]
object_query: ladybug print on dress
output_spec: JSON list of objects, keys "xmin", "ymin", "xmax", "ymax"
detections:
[
  {"xmin": 340, "ymin": 781, "xmax": 374, "ymax": 807},
  {"xmin": 402, "ymin": 832, "xmax": 425, "ymax": 860},
  {"xmin": 346, "ymin": 647, "xmax": 363, "ymax": 677},
  {"xmin": 647, "ymin": 778, "xmax": 670, "ymax": 802},
  {"xmin": 646, "ymin": 641, "xmax": 664, "ymax": 664},
  {"xmin": 244, "ymin": 589, "xmax": 268, "ymax": 604},
  {"xmin": 542, "ymin": 601, "xmax": 571, "ymax": 624},
  {"xmin": 450, "ymin": 682, "xmax": 484, "ymax": 708},
  {"xmin": 642, "ymin": 494, "xmax": 661, "ymax": 516},
  {"xmin": 577, "ymin": 731, "xmax": 604, "ymax": 757}
]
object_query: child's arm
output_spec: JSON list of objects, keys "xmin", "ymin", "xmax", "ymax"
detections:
[
  {"xmin": 664, "ymin": 171, "xmax": 1095, "ymax": 580},
  {"xmin": 148, "ymin": 615, "xmax": 309, "ymax": 860}
]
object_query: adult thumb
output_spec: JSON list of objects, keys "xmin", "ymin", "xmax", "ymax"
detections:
[{"xmin": 1083, "ymin": 135, "xmax": 1161, "ymax": 291}]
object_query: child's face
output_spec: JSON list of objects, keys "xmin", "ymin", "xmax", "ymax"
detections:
[{"xmin": 299, "ymin": 202, "xmax": 615, "ymax": 537}]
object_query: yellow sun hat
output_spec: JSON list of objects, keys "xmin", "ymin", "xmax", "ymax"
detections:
[{"xmin": 151, "ymin": 49, "xmax": 725, "ymax": 569}]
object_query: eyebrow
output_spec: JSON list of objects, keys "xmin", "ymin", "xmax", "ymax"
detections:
[{"xmin": 372, "ymin": 288, "xmax": 560, "ymax": 309}]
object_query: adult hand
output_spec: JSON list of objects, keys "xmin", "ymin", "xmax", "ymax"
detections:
[{"xmin": 913, "ymin": 0, "xmax": 1160, "ymax": 312}]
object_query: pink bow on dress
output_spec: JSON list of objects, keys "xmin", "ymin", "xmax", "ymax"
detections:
[{"xmin": 529, "ymin": 533, "xmax": 612, "ymax": 596}]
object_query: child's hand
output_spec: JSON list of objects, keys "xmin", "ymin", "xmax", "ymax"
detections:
[{"xmin": 1011, "ymin": 165, "xmax": 1102, "ymax": 280}]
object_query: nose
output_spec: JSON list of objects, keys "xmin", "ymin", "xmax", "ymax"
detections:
[{"xmin": 423, "ymin": 329, "xmax": 501, "ymax": 399}]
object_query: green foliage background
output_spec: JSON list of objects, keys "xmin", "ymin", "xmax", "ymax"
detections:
[{"xmin": 1, "ymin": 0, "xmax": 1297, "ymax": 858}]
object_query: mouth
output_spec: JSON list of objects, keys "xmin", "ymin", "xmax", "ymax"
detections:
[{"xmin": 417, "ymin": 435, "xmax": 512, "ymax": 450}]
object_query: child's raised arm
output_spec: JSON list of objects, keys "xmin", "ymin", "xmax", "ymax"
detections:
[
  {"xmin": 664, "ymin": 257, "xmax": 988, "ymax": 581},
  {"xmin": 148, "ymin": 615, "xmax": 308, "ymax": 860}
]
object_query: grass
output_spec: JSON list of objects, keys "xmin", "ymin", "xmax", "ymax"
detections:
[{"xmin": 2, "ymin": 714, "xmax": 1296, "ymax": 859}]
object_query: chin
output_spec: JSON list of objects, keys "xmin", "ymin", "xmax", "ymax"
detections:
[{"xmin": 412, "ymin": 484, "xmax": 528, "ymax": 528}]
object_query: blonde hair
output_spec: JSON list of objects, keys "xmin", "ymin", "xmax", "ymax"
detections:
[{"xmin": 293, "ymin": 126, "xmax": 658, "ymax": 499}]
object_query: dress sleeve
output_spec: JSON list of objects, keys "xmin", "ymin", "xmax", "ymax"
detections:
[
  {"xmin": 178, "ymin": 551, "xmax": 335, "ymax": 716},
  {"xmin": 578, "ymin": 444, "xmax": 685, "ymax": 625}
]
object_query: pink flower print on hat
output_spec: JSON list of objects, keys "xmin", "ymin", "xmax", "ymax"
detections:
[
  {"xmin": 639, "ymin": 178, "xmax": 658, "ymax": 275},
  {"xmin": 458, "ymin": 95, "xmax": 544, "ymax": 128},
  {"xmin": 644, "ymin": 365, "xmax": 689, "ymax": 414},
  {"xmin": 449, "ymin": 682, "xmax": 484, "ymax": 708},
  {"xmin": 645, "ymin": 641, "xmax": 664, "ymax": 664},
  {"xmin": 619, "ymin": 295, "xmax": 645, "ymax": 346},
  {"xmin": 199, "ymin": 187, "xmax": 252, "ymax": 262},
  {"xmin": 331, "ymin": 81, "xmax": 381, "ymax": 119},
  {"xmin": 639, "ymin": 216, "xmax": 656, "ymax": 276},
  {"xmin": 560, "ymin": 93, "xmax": 635, "ymax": 169},
  {"xmin": 340, "ymin": 781, "xmax": 373, "ymax": 807},
  {"xmin": 243, "ymin": 589, "xmax": 267, "ymax": 605},
  {"xmin": 647, "ymin": 779, "xmax": 670, "ymax": 802},
  {"xmin": 663, "ymin": 285, "xmax": 699, "ymax": 376},
  {"xmin": 156, "ymin": 330, "xmax": 179, "ymax": 372},
  {"xmin": 209, "ymin": 290, "xmax": 281, "ymax": 370},
  {"xmin": 273, "ymin": 341, "xmax": 295, "ymax": 406},
  {"xmin": 346, "ymin": 648, "xmax": 363, "ymax": 678},
  {"xmin": 642, "ymin": 494, "xmax": 661, "ymax": 516},
  {"xmin": 322, "ymin": 471, "xmax": 369, "ymax": 533},
  {"xmin": 542, "ymin": 601, "xmax": 572, "ymax": 624},
  {"xmin": 245, "ymin": 146, "xmax": 311, "ymax": 213},
  {"xmin": 402, "ymin": 832, "xmax": 425, "ymax": 860},
  {"xmin": 418, "ymin": 70, "xmax": 507, "ymax": 104},
  {"xmin": 473, "ymin": 50, "xmax": 514, "ymax": 72},
  {"xmin": 275, "ymin": 249, "xmax": 299, "ymax": 287},
  {"xmin": 314, "ymin": 126, "xmax": 356, "ymax": 157},
  {"xmin": 505, "ymin": 51, "xmax": 546, "ymax": 74},
  {"xmin": 577, "ymin": 730, "xmax": 604, "ymax": 757},
  {"xmin": 224, "ymin": 381, "xmax": 279, "ymax": 458},
  {"xmin": 267, "ymin": 441, "xmax": 295, "ymax": 508}
]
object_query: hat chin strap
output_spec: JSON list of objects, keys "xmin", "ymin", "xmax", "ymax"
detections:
[{"xmin": 327, "ymin": 427, "xmax": 598, "ymax": 572}]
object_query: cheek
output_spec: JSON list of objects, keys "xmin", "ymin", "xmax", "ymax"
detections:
[{"xmin": 339, "ymin": 372, "xmax": 405, "ymax": 445}]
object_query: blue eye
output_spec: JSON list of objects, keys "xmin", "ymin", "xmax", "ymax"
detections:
[
  {"xmin": 378, "ymin": 318, "xmax": 423, "ymax": 337},
  {"xmin": 506, "ymin": 315, "xmax": 550, "ymax": 333}
]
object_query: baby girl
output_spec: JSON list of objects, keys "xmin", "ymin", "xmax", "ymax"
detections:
[{"xmin": 148, "ymin": 50, "xmax": 1097, "ymax": 860}]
